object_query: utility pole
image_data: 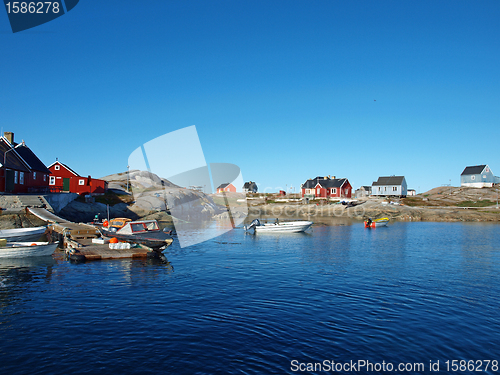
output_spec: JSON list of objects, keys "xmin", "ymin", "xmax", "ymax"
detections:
[{"xmin": 126, "ymin": 165, "xmax": 130, "ymax": 192}]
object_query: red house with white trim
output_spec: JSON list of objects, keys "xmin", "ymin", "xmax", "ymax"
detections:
[
  {"xmin": 48, "ymin": 161, "xmax": 107, "ymax": 195},
  {"xmin": 301, "ymin": 176, "xmax": 352, "ymax": 199},
  {"xmin": 0, "ymin": 132, "xmax": 50, "ymax": 194},
  {"xmin": 216, "ymin": 183, "xmax": 236, "ymax": 193}
]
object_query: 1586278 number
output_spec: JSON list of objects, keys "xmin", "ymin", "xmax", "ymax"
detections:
[
  {"xmin": 445, "ymin": 360, "xmax": 498, "ymax": 372},
  {"xmin": 5, "ymin": 2, "xmax": 60, "ymax": 14}
]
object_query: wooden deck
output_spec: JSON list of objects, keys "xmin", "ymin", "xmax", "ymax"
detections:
[{"xmin": 28, "ymin": 207, "xmax": 168, "ymax": 262}]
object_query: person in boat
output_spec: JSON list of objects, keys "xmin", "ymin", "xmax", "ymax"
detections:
[
  {"xmin": 274, "ymin": 218, "xmax": 279, "ymax": 225},
  {"xmin": 366, "ymin": 217, "xmax": 372, "ymax": 226}
]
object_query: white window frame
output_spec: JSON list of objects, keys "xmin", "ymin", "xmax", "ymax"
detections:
[
  {"xmin": 331, "ymin": 188, "xmax": 337, "ymax": 194},
  {"xmin": 54, "ymin": 165, "xmax": 60, "ymax": 171},
  {"xmin": 79, "ymin": 179, "xmax": 85, "ymax": 186},
  {"xmin": 316, "ymin": 188, "xmax": 320, "ymax": 195},
  {"xmin": 49, "ymin": 176, "xmax": 56, "ymax": 185}
]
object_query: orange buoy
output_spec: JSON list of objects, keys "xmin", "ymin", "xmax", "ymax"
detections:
[
  {"xmin": 103, "ymin": 220, "xmax": 109, "ymax": 227},
  {"xmin": 31, "ymin": 243, "xmax": 37, "ymax": 246},
  {"xmin": 109, "ymin": 237, "xmax": 118, "ymax": 244}
]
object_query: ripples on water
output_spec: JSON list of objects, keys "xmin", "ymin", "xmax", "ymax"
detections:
[{"xmin": 0, "ymin": 222, "xmax": 499, "ymax": 374}]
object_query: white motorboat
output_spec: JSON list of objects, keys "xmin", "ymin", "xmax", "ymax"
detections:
[
  {"xmin": 0, "ymin": 242, "xmax": 58, "ymax": 258},
  {"xmin": 0, "ymin": 227, "xmax": 47, "ymax": 242},
  {"xmin": 244, "ymin": 219, "xmax": 313, "ymax": 233}
]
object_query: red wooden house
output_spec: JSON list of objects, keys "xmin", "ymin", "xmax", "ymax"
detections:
[
  {"xmin": 0, "ymin": 132, "xmax": 50, "ymax": 194},
  {"xmin": 48, "ymin": 161, "xmax": 107, "ymax": 195},
  {"xmin": 301, "ymin": 176, "xmax": 352, "ymax": 199},
  {"xmin": 216, "ymin": 183, "xmax": 236, "ymax": 193}
]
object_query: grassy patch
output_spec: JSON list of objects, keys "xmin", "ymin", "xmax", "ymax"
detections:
[
  {"xmin": 77, "ymin": 192, "xmax": 134, "ymax": 206},
  {"xmin": 456, "ymin": 200, "xmax": 495, "ymax": 207}
]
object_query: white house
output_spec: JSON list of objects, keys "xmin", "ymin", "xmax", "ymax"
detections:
[{"xmin": 371, "ymin": 176, "xmax": 407, "ymax": 197}]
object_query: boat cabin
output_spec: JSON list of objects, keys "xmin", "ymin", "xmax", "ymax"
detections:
[{"xmin": 118, "ymin": 220, "xmax": 160, "ymax": 234}]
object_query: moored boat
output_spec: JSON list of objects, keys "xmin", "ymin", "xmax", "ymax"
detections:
[
  {"xmin": 0, "ymin": 227, "xmax": 47, "ymax": 242},
  {"xmin": 99, "ymin": 219, "xmax": 173, "ymax": 250},
  {"xmin": 364, "ymin": 217, "xmax": 389, "ymax": 228},
  {"xmin": 0, "ymin": 242, "xmax": 58, "ymax": 258},
  {"xmin": 244, "ymin": 219, "xmax": 313, "ymax": 233}
]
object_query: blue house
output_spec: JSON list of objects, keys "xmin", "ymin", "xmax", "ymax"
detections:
[
  {"xmin": 460, "ymin": 165, "xmax": 500, "ymax": 188},
  {"xmin": 371, "ymin": 176, "xmax": 407, "ymax": 197}
]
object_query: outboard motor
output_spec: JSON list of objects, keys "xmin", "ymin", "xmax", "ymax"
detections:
[{"xmin": 244, "ymin": 219, "xmax": 261, "ymax": 232}]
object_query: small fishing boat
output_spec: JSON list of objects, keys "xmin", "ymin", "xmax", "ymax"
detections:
[
  {"xmin": 99, "ymin": 219, "xmax": 173, "ymax": 250},
  {"xmin": 244, "ymin": 219, "xmax": 313, "ymax": 233},
  {"xmin": 0, "ymin": 242, "xmax": 58, "ymax": 258},
  {"xmin": 0, "ymin": 227, "xmax": 47, "ymax": 242},
  {"xmin": 364, "ymin": 217, "xmax": 389, "ymax": 228}
]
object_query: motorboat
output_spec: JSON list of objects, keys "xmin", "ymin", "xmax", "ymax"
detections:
[
  {"xmin": 364, "ymin": 217, "xmax": 389, "ymax": 228},
  {"xmin": 0, "ymin": 241, "xmax": 58, "ymax": 258},
  {"xmin": 0, "ymin": 226, "xmax": 47, "ymax": 242},
  {"xmin": 99, "ymin": 219, "xmax": 173, "ymax": 250},
  {"xmin": 244, "ymin": 219, "xmax": 313, "ymax": 233}
]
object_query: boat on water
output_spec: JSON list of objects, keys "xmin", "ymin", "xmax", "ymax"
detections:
[
  {"xmin": 364, "ymin": 217, "xmax": 389, "ymax": 228},
  {"xmin": 0, "ymin": 227, "xmax": 47, "ymax": 242},
  {"xmin": 0, "ymin": 242, "xmax": 58, "ymax": 258},
  {"xmin": 244, "ymin": 219, "xmax": 313, "ymax": 233},
  {"xmin": 99, "ymin": 219, "xmax": 173, "ymax": 250}
]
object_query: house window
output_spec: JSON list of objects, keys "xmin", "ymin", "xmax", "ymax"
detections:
[
  {"xmin": 33, "ymin": 171, "xmax": 37, "ymax": 180},
  {"xmin": 44, "ymin": 174, "xmax": 46, "ymax": 181},
  {"xmin": 393, "ymin": 187, "xmax": 397, "ymax": 191},
  {"xmin": 14, "ymin": 171, "xmax": 18, "ymax": 184},
  {"xmin": 317, "ymin": 188, "xmax": 320, "ymax": 195},
  {"xmin": 55, "ymin": 165, "xmax": 60, "ymax": 171},
  {"xmin": 79, "ymin": 179, "xmax": 85, "ymax": 185},
  {"xmin": 384, "ymin": 187, "xmax": 387, "ymax": 191},
  {"xmin": 49, "ymin": 176, "xmax": 55, "ymax": 185},
  {"xmin": 471, "ymin": 176, "xmax": 476, "ymax": 180},
  {"xmin": 20, "ymin": 172, "xmax": 24, "ymax": 185},
  {"xmin": 483, "ymin": 175, "xmax": 487, "ymax": 179},
  {"xmin": 331, "ymin": 188, "xmax": 337, "ymax": 194}
]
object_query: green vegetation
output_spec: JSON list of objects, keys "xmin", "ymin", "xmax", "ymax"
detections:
[
  {"xmin": 456, "ymin": 200, "xmax": 495, "ymax": 208},
  {"xmin": 76, "ymin": 191, "xmax": 134, "ymax": 206}
]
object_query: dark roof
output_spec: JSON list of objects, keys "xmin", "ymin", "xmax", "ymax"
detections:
[
  {"xmin": 48, "ymin": 161, "xmax": 80, "ymax": 176},
  {"xmin": 302, "ymin": 176, "xmax": 347, "ymax": 189},
  {"xmin": 461, "ymin": 165, "xmax": 487, "ymax": 175},
  {"xmin": 0, "ymin": 139, "xmax": 30, "ymax": 172},
  {"xmin": 362, "ymin": 186, "xmax": 372, "ymax": 190},
  {"xmin": 15, "ymin": 144, "xmax": 50, "ymax": 173},
  {"xmin": 372, "ymin": 176, "xmax": 405, "ymax": 186},
  {"xmin": 217, "ymin": 183, "xmax": 230, "ymax": 189},
  {"xmin": 243, "ymin": 181, "xmax": 257, "ymax": 189}
]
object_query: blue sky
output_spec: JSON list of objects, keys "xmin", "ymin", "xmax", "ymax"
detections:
[{"xmin": 1, "ymin": 0, "xmax": 499, "ymax": 193}]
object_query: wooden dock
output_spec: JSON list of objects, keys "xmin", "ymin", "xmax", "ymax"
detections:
[{"xmin": 28, "ymin": 207, "xmax": 166, "ymax": 262}]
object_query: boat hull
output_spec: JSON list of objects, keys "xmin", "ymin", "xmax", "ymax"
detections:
[
  {"xmin": 101, "ymin": 229, "xmax": 173, "ymax": 250},
  {"xmin": 364, "ymin": 220, "xmax": 388, "ymax": 228},
  {"xmin": 0, "ymin": 242, "xmax": 57, "ymax": 258},
  {"xmin": 0, "ymin": 227, "xmax": 47, "ymax": 242},
  {"xmin": 254, "ymin": 221, "xmax": 313, "ymax": 233}
]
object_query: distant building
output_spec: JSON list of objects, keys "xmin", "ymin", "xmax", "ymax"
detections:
[
  {"xmin": 0, "ymin": 132, "xmax": 50, "ymax": 194},
  {"xmin": 278, "ymin": 190, "xmax": 286, "ymax": 196},
  {"xmin": 48, "ymin": 161, "xmax": 108, "ymax": 195},
  {"xmin": 355, "ymin": 186, "xmax": 372, "ymax": 198},
  {"xmin": 301, "ymin": 176, "xmax": 352, "ymax": 199},
  {"xmin": 460, "ymin": 165, "xmax": 500, "ymax": 188},
  {"xmin": 243, "ymin": 181, "xmax": 258, "ymax": 193},
  {"xmin": 216, "ymin": 183, "xmax": 236, "ymax": 193},
  {"xmin": 371, "ymin": 176, "xmax": 407, "ymax": 197},
  {"xmin": 407, "ymin": 189, "xmax": 416, "ymax": 196}
]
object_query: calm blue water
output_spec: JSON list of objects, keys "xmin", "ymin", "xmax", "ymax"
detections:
[{"xmin": 1, "ymin": 222, "xmax": 499, "ymax": 374}]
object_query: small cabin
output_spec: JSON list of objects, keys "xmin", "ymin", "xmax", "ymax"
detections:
[
  {"xmin": 371, "ymin": 176, "xmax": 407, "ymax": 197},
  {"xmin": 217, "ymin": 183, "xmax": 236, "ymax": 193},
  {"xmin": 460, "ymin": 165, "xmax": 500, "ymax": 188}
]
